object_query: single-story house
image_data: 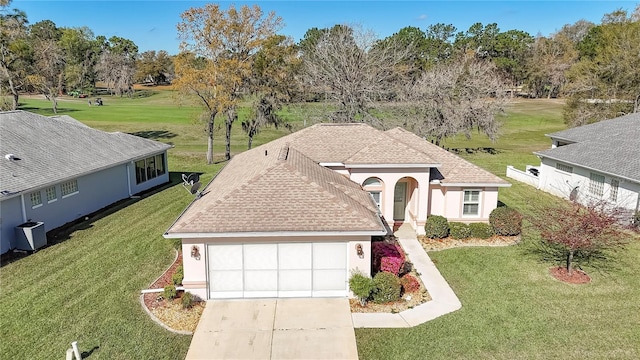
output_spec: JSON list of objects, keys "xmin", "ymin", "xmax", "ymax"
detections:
[
  {"xmin": 532, "ymin": 113, "xmax": 640, "ymax": 215},
  {"xmin": 0, "ymin": 110, "xmax": 171, "ymax": 254},
  {"xmin": 165, "ymin": 123, "xmax": 509, "ymax": 300}
]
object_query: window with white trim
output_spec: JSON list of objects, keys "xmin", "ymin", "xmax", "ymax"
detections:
[
  {"xmin": 610, "ymin": 179, "xmax": 619, "ymax": 202},
  {"xmin": 589, "ymin": 173, "xmax": 605, "ymax": 197},
  {"xmin": 135, "ymin": 153, "xmax": 166, "ymax": 184},
  {"xmin": 61, "ymin": 179, "xmax": 78, "ymax": 197},
  {"xmin": 30, "ymin": 191, "xmax": 42, "ymax": 208},
  {"xmin": 46, "ymin": 186, "xmax": 57, "ymax": 202},
  {"xmin": 463, "ymin": 190, "xmax": 481, "ymax": 216},
  {"xmin": 362, "ymin": 177, "xmax": 383, "ymax": 210},
  {"xmin": 556, "ymin": 163, "xmax": 573, "ymax": 173}
]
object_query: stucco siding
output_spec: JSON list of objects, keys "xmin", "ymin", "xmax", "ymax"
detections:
[{"xmin": 539, "ymin": 158, "xmax": 640, "ymax": 212}]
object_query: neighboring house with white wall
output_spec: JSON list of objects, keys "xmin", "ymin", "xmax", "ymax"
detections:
[
  {"xmin": 533, "ymin": 113, "xmax": 640, "ymax": 214},
  {"xmin": 0, "ymin": 110, "xmax": 171, "ymax": 254},
  {"xmin": 165, "ymin": 123, "xmax": 509, "ymax": 300}
]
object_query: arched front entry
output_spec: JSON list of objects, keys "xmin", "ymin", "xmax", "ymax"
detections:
[{"xmin": 393, "ymin": 177, "xmax": 419, "ymax": 228}]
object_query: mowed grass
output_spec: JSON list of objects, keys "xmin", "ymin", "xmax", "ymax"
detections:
[{"xmin": 2, "ymin": 93, "xmax": 639, "ymax": 359}]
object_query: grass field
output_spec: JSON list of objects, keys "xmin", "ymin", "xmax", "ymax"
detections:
[{"xmin": 2, "ymin": 93, "xmax": 639, "ymax": 359}]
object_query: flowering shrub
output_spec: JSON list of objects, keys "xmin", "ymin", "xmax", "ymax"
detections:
[
  {"xmin": 372, "ymin": 241, "xmax": 405, "ymax": 275},
  {"xmin": 400, "ymin": 274, "xmax": 421, "ymax": 293}
]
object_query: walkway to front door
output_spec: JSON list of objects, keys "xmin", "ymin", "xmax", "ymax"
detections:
[{"xmin": 185, "ymin": 298, "xmax": 358, "ymax": 360}]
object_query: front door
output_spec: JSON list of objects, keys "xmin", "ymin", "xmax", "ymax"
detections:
[{"xmin": 393, "ymin": 182, "xmax": 407, "ymax": 221}]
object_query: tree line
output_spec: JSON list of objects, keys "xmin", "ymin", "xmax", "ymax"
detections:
[{"xmin": 2, "ymin": 1, "xmax": 639, "ymax": 162}]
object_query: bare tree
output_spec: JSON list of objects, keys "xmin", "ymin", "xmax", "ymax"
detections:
[
  {"xmin": 530, "ymin": 200, "xmax": 629, "ymax": 275},
  {"xmin": 96, "ymin": 36, "xmax": 137, "ymax": 96},
  {"xmin": 28, "ymin": 20, "xmax": 64, "ymax": 113},
  {"xmin": 405, "ymin": 55, "xmax": 508, "ymax": 145},
  {"xmin": 301, "ymin": 24, "xmax": 413, "ymax": 125}
]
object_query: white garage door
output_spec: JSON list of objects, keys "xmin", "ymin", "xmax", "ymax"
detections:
[{"xmin": 207, "ymin": 242, "xmax": 348, "ymax": 299}]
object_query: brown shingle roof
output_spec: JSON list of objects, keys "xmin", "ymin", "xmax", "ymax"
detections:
[
  {"xmin": 166, "ymin": 145, "xmax": 384, "ymax": 235},
  {"xmin": 166, "ymin": 123, "xmax": 508, "ymax": 236},
  {"xmin": 384, "ymin": 127, "xmax": 510, "ymax": 185}
]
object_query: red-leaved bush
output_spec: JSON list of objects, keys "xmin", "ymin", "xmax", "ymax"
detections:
[
  {"xmin": 400, "ymin": 274, "xmax": 420, "ymax": 293},
  {"xmin": 372, "ymin": 241, "xmax": 405, "ymax": 275}
]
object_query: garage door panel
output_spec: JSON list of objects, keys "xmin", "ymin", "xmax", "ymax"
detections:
[
  {"xmin": 209, "ymin": 245, "xmax": 243, "ymax": 270},
  {"xmin": 313, "ymin": 269, "xmax": 347, "ymax": 291},
  {"xmin": 244, "ymin": 244, "xmax": 277, "ymax": 270},
  {"xmin": 313, "ymin": 243, "xmax": 347, "ymax": 269},
  {"xmin": 279, "ymin": 243, "xmax": 312, "ymax": 269}
]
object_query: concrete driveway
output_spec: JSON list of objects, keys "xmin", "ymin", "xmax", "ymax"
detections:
[{"xmin": 185, "ymin": 298, "xmax": 358, "ymax": 360}]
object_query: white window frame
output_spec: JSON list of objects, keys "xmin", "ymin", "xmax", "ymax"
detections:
[
  {"xmin": 609, "ymin": 179, "xmax": 619, "ymax": 202},
  {"xmin": 588, "ymin": 173, "xmax": 605, "ymax": 197},
  {"xmin": 61, "ymin": 179, "xmax": 79, "ymax": 198},
  {"xmin": 46, "ymin": 186, "xmax": 57, "ymax": 203},
  {"xmin": 462, "ymin": 189, "xmax": 481, "ymax": 217},
  {"xmin": 362, "ymin": 177, "xmax": 383, "ymax": 211},
  {"xmin": 30, "ymin": 191, "xmax": 43, "ymax": 209},
  {"xmin": 555, "ymin": 163, "xmax": 573, "ymax": 173}
]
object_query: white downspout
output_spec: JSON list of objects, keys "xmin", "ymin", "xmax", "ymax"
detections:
[
  {"xmin": 20, "ymin": 194, "xmax": 27, "ymax": 222},
  {"xmin": 126, "ymin": 162, "xmax": 133, "ymax": 197}
]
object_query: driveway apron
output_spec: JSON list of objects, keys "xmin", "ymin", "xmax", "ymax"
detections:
[{"xmin": 185, "ymin": 298, "xmax": 358, "ymax": 360}]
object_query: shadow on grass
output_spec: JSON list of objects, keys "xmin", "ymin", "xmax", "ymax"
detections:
[
  {"xmin": 82, "ymin": 346, "xmax": 100, "ymax": 359},
  {"xmin": 18, "ymin": 106, "xmax": 80, "ymax": 114},
  {"xmin": 0, "ymin": 171, "xmax": 199, "ymax": 268},
  {"xmin": 128, "ymin": 130, "xmax": 177, "ymax": 140}
]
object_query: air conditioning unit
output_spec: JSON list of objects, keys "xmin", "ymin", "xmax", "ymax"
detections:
[{"xmin": 15, "ymin": 221, "xmax": 47, "ymax": 251}]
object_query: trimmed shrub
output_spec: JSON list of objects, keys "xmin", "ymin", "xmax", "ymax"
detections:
[
  {"xmin": 372, "ymin": 241, "xmax": 405, "ymax": 275},
  {"xmin": 400, "ymin": 274, "xmax": 421, "ymax": 293},
  {"xmin": 181, "ymin": 291, "xmax": 194, "ymax": 309},
  {"xmin": 489, "ymin": 207, "xmax": 523, "ymax": 236},
  {"xmin": 172, "ymin": 265, "xmax": 184, "ymax": 285},
  {"xmin": 163, "ymin": 285, "xmax": 177, "ymax": 300},
  {"xmin": 424, "ymin": 215, "xmax": 449, "ymax": 239},
  {"xmin": 349, "ymin": 270, "xmax": 375, "ymax": 304},
  {"xmin": 372, "ymin": 271, "xmax": 402, "ymax": 303},
  {"xmin": 449, "ymin": 222, "xmax": 471, "ymax": 239},
  {"xmin": 469, "ymin": 222, "xmax": 494, "ymax": 239}
]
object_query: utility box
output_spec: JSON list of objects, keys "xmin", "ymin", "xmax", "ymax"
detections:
[{"xmin": 15, "ymin": 221, "xmax": 46, "ymax": 251}]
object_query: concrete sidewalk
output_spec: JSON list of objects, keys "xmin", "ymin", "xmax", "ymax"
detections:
[{"xmin": 352, "ymin": 225, "xmax": 462, "ymax": 328}]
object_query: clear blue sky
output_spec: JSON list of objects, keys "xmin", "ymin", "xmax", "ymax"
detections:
[{"xmin": 12, "ymin": 1, "xmax": 639, "ymax": 54}]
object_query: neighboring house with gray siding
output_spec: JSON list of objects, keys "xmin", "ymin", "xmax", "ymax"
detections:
[
  {"xmin": 0, "ymin": 111, "xmax": 171, "ymax": 254},
  {"xmin": 533, "ymin": 113, "xmax": 640, "ymax": 215}
]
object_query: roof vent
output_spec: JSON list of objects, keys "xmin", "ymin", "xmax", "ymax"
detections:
[
  {"xmin": 5, "ymin": 154, "xmax": 21, "ymax": 162},
  {"xmin": 277, "ymin": 144, "xmax": 290, "ymax": 161}
]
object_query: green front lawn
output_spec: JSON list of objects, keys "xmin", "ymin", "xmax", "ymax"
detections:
[{"xmin": 2, "ymin": 94, "xmax": 638, "ymax": 359}]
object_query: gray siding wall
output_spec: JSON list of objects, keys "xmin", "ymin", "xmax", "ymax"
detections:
[
  {"xmin": 0, "ymin": 197, "xmax": 24, "ymax": 254},
  {"xmin": 24, "ymin": 164, "xmax": 129, "ymax": 235},
  {"xmin": 1, "ymin": 151, "xmax": 170, "ymax": 254}
]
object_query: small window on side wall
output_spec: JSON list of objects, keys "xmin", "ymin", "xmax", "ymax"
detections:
[
  {"xmin": 30, "ymin": 191, "xmax": 42, "ymax": 208},
  {"xmin": 463, "ymin": 190, "xmax": 481, "ymax": 216}
]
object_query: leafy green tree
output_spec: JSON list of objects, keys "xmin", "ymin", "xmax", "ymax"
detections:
[
  {"xmin": 135, "ymin": 50, "xmax": 173, "ymax": 85},
  {"xmin": 176, "ymin": 3, "xmax": 282, "ymax": 162},
  {"xmin": 564, "ymin": 8, "xmax": 640, "ymax": 126},
  {"xmin": 0, "ymin": 4, "xmax": 30, "ymax": 110},
  {"xmin": 59, "ymin": 26, "xmax": 100, "ymax": 93},
  {"xmin": 243, "ymin": 34, "xmax": 298, "ymax": 149},
  {"xmin": 96, "ymin": 36, "xmax": 138, "ymax": 96}
]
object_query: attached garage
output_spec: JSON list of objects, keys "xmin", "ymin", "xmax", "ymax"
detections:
[{"xmin": 207, "ymin": 242, "xmax": 348, "ymax": 299}]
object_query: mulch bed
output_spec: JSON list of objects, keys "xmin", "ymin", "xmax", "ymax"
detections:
[
  {"xmin": 419, "ymin": 235, "xmax": 520, "ymax": 251},
  {"xmin": 349, "ymin": 288, "xmax": 431, "ymax": 313},
  {"xmin": 142, "ymin": 251, "xmax": 205, "ymax": 332},
  {"xmin": 549, "ymin": 266, "xmax": 591, "ymax": 284}
]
